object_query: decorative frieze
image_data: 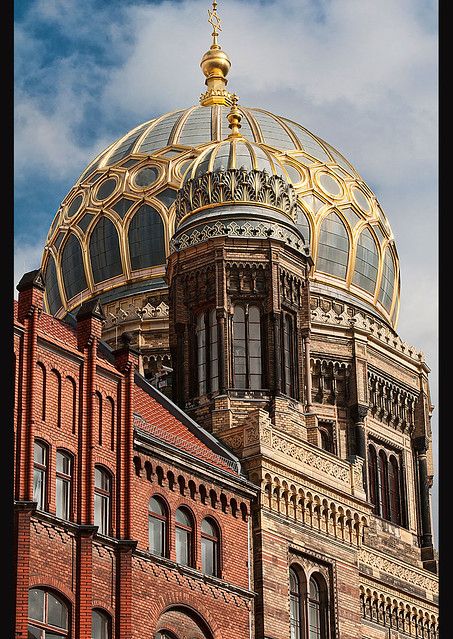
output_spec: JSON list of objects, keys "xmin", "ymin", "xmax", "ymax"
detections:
[{"xmin": 358, "ymin": 548, "xmax": 438, "ymax": 595}]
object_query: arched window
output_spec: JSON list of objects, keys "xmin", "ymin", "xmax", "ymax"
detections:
[
  {"xmin": 388, "ymin": 456, "xmax": 401, "ymax": 525},
  {"xmin": 232, "ymin": 305, "xmax": 262, "ymax": 390},
  {"xmin": 89, "ymin": 217, "xmax": 122, "ymax": 283},
  {"xmin": 92, "ymin": 609, "xmax": 111, "ymax": 639},
  {"xmin": 316, "ymin": 212, "xmax": 349, "ymax": 279},
  {"xmin": 378, "ymin": 247, "xmax": 396, "ymax": 312},
  {"xmin": 352, "ymin": 228, "xmax": 379, "ymax": 295},
  {"xmin": 148, "ymin": 496, "xmax": 168, "ymax": 557},
  {"xmin": 175, "ymin": 507, "xmax": 194, "ymax": 567},
  {"xmin": 56, "ymin": 451, "xmax": 73, "ymax": 520},
  {"xmin": 378, "ymin": 450, "xmax": 389, "ymax": 520},
  {"xmin": 28, "ymin": 588, "xmax": 69, "ymax": 638},
  {"xmin": 61, "ymin": 233, "xmax": 88, "ymax": 300},
  {"xmin": 94, "ymin": 467, "xmax": 111, "ymax": 535},
  {"xmin": 289, "ymin": 567, "xmax": 303, "ymax": 639},
  {"xmin": 282, "ymin": 313, "xmax": 296, "ymax": 397},
  {"xmin": 201, "ymin": 518, "xmax": 219, "ymax": 576},
  {"xmin": 368, "ymin": 445, "xmax": 379, "ymax": 515},
  {"xmin": 128, "ymin": 204, "xmax": 165, "ymax": 271},
  {"xmin": 308, "ymin": 575, "xmax": 328, "ymax": 639},
  {"xmin": 45, "ymin": 254, "xmax": 63, "ymax": 315},
  {"xmin": 196, "ymin": 310, "xmax": 219, "ymax": 395},
  {"xmin": 33, "ymin": 441, "xmax": 48, "ymax": 511},
  {"xmin": 320, "ymin": 428, "xmax": 333, "ymax": 454}
]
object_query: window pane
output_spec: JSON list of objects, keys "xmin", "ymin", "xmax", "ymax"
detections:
[
  {"xmin": 33, "ymin": 469, "xmax": 45, "ymax": 510},
  {"xmin": 47, "ymin": 593, "xmax": 68, "ymax": 629},
  {"xmin": 94, "ymin": 494, "xmax": 109, "ymax": 535},
  {"xmin": 317, "ymin": 212, "xmax": 349, "ymax": 279},
  {"xmin": 201, "ymin": 537, "xmax": 215, "ymax": 575},
  {"xmin": 175, "ymin": 527, "xmax": 190, "ymax": 565},
  {"xmin": 128, "ymin": 205, "xmax": 165, "ymax": 270},
  {"xmin": 56, "ymin": 478, "xmax": 70, "ymax": 520},
  {"xmin": 61, "ymin": 234, "xmax": 88, "ymax": 300},
  {"xmin": 201, "ymin": 519, "xmax": 215, "ymax": 536},
  {"xmin": 34, "ymin": 442, "xmax": 46, "ymax": 464},
  {"xmin": 149, "ymin": 517, "xmax": 165, "ymax": 556},
  {"xmin": 95, "ymin": 468, "xmax": 110, "ymax": 491},
  {"xmin": 27, "ymin": 625, "xmax": 42, "ymax": 639},
  {"xmin": 56, "ymin": 452, "xmax": 71, "ymax": 475},
  {"xmin": 89, "ymin": 217, "xmax": 122, "ymax": 283},
  {"xmin": 309, "ymin": 601, "xmax": 321, "ymax": 639},
  {"xmin": 175, "ymin": 508, "xmax": 190, "ymax": 526},
  {"xmin": 149, "ymin": 497, "xmax": 165, "ymax": 515},
  {"xmin": 92, "ymin": 610, "xmax": 109, "ymax": 639},
  {"xmin": 28, "ymin": 589, "xmax": 45, "ymax": 622}
]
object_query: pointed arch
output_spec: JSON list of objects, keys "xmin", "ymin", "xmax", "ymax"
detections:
[
  {"xmin": 352, "ymin": 227, "xmax": 379, "ymax": 294},
  {"xmin": 89, "ymin": 217, "xmax": 122, "ymax": 283},
  {"xmin": 316, "ymin": 211, "xmax": 349, "ymax": 279}
]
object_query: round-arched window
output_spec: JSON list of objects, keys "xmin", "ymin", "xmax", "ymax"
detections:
[
  {"xmin": 28, "ymin": 588, "xmax": 69, "ymax": 638},
  {"xmin": 201, "ymin": 518, "xmax": 220, "ymax": 576},
  {"xmin": 316, "ymin": 212, "xmax": 349, "ymax": 279},
  {"xmin": 148, "ymin": 496, "xmax": 168, "ymax": 557},
  {"xmin": 175, "ymin": 507, "xmax": 194, "ymax": 567}
]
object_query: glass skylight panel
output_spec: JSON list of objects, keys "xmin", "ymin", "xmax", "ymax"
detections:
[
  {"xmin": 61, "ymin": 234, "xmax": 88, "ymax": 300},
  {"xmin": 178, "ymin": 107, "xmax": 212, "ymax": 146},
  {"xmin": 296, "ymin": 209, "xmax": 311, "ymax": 244},
  {"xmin": 112, "ymin": 198, "xmax": 136, "ymax": 219},
  {"xmin": 378, "ymin": 248, "xmax": 395, "ymax": 311},
  {"xmin": 252, "ymin": 112, "xmax": 296, "ymax": 150},
  {"xmin": 316, "ymin": 213, "xmax": 349, "ymax": 279},
  {"xmin": 89, "ymin": 217, "xmax": 123, "ymax": 283},
  {"xmin": 107, "ymin": 122, "xmax": 150, "ymax": 165},
  {"xmin": 341, "ymin": 207, "xmax": 361, "ymax": 228},
  {"xmin": 289, "ymin": 124, "xmax": 332, "ymax": 162},
  {"xmin": 352, "ymin": 228, "xmax": 379, "ymax": 294},
  {"xmin": 128, "ymin": 205, "xmax": 165, "ymax": 270},
  {"xmin": 138, "ymin": 111, "xmax": 185, "ymax": 154},
  {"xmin": 45, "ymin": 255, "xmax": 63, "ymax": 314},
  {"xmin": 155, "ymin": 188, "xmax": 177, "ymax": 208}
]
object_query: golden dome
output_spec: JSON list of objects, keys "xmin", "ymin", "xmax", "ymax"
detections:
[{"xmin": 41, "ymin": 103, "xmax": 400, "ymax": 328}]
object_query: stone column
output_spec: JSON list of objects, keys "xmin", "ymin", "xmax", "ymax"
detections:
[{"xmin": 303, "ymin": 334, "xmax": 313, "ymax": 412}]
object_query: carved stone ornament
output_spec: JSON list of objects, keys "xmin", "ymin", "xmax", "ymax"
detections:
[{"xmin": 175, "ymin": 168, "xmax": 298, "ymax": 225}]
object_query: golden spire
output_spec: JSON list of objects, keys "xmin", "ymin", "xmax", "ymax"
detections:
[
  {"xmin": 200, "ymin": 1, "xmax": 233, "ymax": 107},
  {"xmin": 227, "ymin": 94, "xmax": 242, "ymax": 138}
]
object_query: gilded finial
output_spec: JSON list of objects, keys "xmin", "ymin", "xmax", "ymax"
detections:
[
  {"xmin": 227, "ymin": 94, "xmax": 242, "ymax": 138},
  {"xmin": 208, "ymin": 1, "xmax": 222, "ymax": 47},
  {"xmin": 200, "ymin": 1, "xmax": 233, "ymax": 107}
]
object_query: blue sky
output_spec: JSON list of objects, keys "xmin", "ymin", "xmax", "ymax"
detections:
[{"xmin": 14, "ymin": 0, "xmax": 438, "ymax": 540}]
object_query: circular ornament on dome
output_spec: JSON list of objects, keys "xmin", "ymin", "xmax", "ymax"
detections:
[
  {"xmin": 317, "ymin": 172, "xmax": 342, "ymax": 197},
  {"xmin": 133, "ymin": 166, "xmax": 159, "ymax": 189},
  {"xmin": 67, "ymin": 194, "xmax": 84, "ymax": 218},
  {"xmin": 95, "ymin": 177, "xmax": 118, "ymax": 201},
  {"xmin": 352, "ymin": 186, "xmax": 371, "ymax": 214}
]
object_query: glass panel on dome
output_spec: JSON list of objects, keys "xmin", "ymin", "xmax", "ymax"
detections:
[
  {"xmin": 318, "ymin": 172, "xmax": 342, "ymax": 196},
  {"xmin": 316, "ymin": 212, "xmax": 349, "ymax": 279},
  {"xmin": 89, "ymin": 217, "xmax": 123, "ymax": 283},
  {"xmin": 106, "ymin": 122, "xmax": 150, "ymax": 165},
  {"xmin": 177, "ymin": 107, "xmax": 212, "ymax": 146},
  {"xmin": 220, "ymin": 106, "xmax": 254, "ymax": 140},
  {"xmin": 138, "ymin": 110, "xmax": 185, "ymax": 154},
  {"xmin": 196, "ymin": 149, "xmax": 214, "ymax": 177},
  {"xmin": 85, "ymin": 171, "xmax": 104, "ymax": 185},
  {"xmin": 134, "ymin": 166, "xmax": 159, "ymax": 188},
  {"xmin": 113, "ymin": 198, "xmax": 136, "ymax": 219},
  {"xmin": 253, "ymin": 146, "xmax": 275, "ymax": 174},
  {"xmin": 252, "ymin": 111, "xmax": 296, "ymax": 149},
  {"xmin": 67, "ymin": 194, "xmax": 83, "ymax": 218},
  {"xmin": 341, "ymin": 207, "xmax": 361, "ymax": 227},
  {"xmin": 53, "ymin": 232, "xmax": 65, "ymax": 251},
  {"xmin": 128, "ymin": 204, "xmax": 165, "ymax": 270},
  {"xmin": 352, "ymin": 186, "xmax": 371, "ymax": 213},
  {"xmin": 289, "ymin": 124, "xmax": 332, "ymax": 162},
  {"xmin": 324, "ymin": 144, "xmax": 357, "ymax": 176},
  {"xmin": 296, "ymin": 209, "xmax": 310, "ymax": 244},
  {"xmin": 45, "ymin": 254, "xmax": 63, "ymax": 314},
  {"xmin": 96, "ymin": 178, "xmax": 117, "ymax": 201},
  {"xmin": 77, "ymin": 212, "xmax": 96, "ymax": 232},
  {"xmin": 235, "ymin": 142, "xmax": 253, "ymax": 171},
  {"xmin": 302, "ymin": 194, "xmax": 325, "ymax": 213},
  {"xmin": 160, "ymin": 149, "xmax": 182, "ymax": 157},
  {"xmin": 284, "ymin": 165, "xmax": 303, "ymax": 184},
  {"xmin": 352, "ymin": 227, "xmax": 379, "ymax": 294},
  {"xmin": 155, "ymin": 188, "xmax": 177, "ymax": 208},
  {"xmin": 121, "ymin": 158, "xmax": 140, "ymax": 168},
  {"xmin": 372, "ymin": 223, "xmax": 385, "ymax": 245},
  {"xmin": 378, "ymin": 247, "xmax": 395, "ymax": 311},
  {"xmin": 61, "ymin": 234, "xmax": 88, "ymax": 300},
  {"xmin": 212, "ymin": 145, "xmax": 232, "ymax": 172}
]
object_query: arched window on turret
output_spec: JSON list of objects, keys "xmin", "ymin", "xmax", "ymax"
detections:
[
  {"xmin": 378, "ymin": 450, "xmax": 390, "ymax": 520},
  {"xmin": 368, "ymin": 445, "xmax": 379, "ymax": 515},
  {"xmin": 196, "ymin": 309, "xmax": 219, "ymax": 396},
  {"xmin": 388, "ymin": 455, "xmax": 402, "ymax": 525},
  {"xmin": 308, "ymin": 574, "xmax": 329, "ymax": 638},
  {"xmin": 282, "ymin": 312, "xmax": 297, "ymax": 398},
  {"xmin": 232, "ymin": 305, "xmax": 262, "ymax": 390}
]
